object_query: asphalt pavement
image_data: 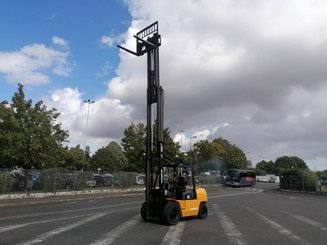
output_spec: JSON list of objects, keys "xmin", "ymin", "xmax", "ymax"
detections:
[{"xmin": 1, "ymin": 183, "xmax": 327, "ymax": 245}]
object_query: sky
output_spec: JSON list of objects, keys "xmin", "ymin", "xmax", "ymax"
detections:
[{"xmin": 1, "ymin": 0, "xmax": 327, "ymax": 171}]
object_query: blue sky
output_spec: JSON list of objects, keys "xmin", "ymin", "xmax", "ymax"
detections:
[
  {"xmin": 1, "ymin": 0, "xmax": 327, "ymax": 170},
  {"xmin": 0, "ymin": 0, "xmax": 131, "ymax": 101}
]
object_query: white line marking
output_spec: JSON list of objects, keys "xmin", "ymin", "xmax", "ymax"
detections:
[
  {"xmin": 212, "ymin": 204, "xmax": 248, "ymax": 245},
  {"xmin": 89, "ymin": 215, "xmax": 140, "ymax": 245},
  {"xmin": 0, "ymin": 214, "xmax": 92, "ymax": 233},
  {"xmin": 209, "ymin": 191, "xmax": 262, "ymax": 199},
  {"xmin": 0, "ymin": 224, "xmax": 28, "ymax": 233},
  {"xmin": 161, "ymin": 222, "xmax": 185, "ymax": 245},
  {"xmin": 246, "ymin": 207, "xmax": 310, "ymax": 245},
  {"xmin": 291, "ymin": 214, "xmax": 327, "ymax": 231},
  {"xmin": 16, "ymin": 213, "xmax": 106, "ymax": 245},
  {"xmin": 0, "ymin": 201, "xmax": 140, "ymax": 222}
]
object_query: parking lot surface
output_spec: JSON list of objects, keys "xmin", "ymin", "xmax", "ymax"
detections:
[{"xmin": 1, "ymin": 183, "xmax": 326, "ymax": 245}]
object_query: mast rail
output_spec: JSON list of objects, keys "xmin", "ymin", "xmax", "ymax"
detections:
[{"xmin": 137, "ymin": 21, "xmax": 158, "ymax": 39}]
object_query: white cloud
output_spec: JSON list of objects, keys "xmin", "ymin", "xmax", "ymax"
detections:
[
  {"xmin": 96, "ymin": 61, "xmax": 113, "ymax": 78},
  {"xmin": 100, "ymin": 34, "xmax": 124, "ymax": 48},
  {"xmin": 0, "ymin": 42, "xmax": 72, "ymax": 85},
  {"xmin": 52, "ymin": 36, "xmax": 69, "ymax": 48},
  {"xmin": 44, "ymin": 87, "xmax": 133, "ymax": 153},
  {"xmin": 100, "ymin": 36, "xmax": 115, "ymax": 47},
  {"xmin": 104, "ymin": 0, "xmax": 327, "ymax": 170}
]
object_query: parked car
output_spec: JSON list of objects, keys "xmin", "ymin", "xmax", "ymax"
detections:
[
  {"xmin": 136, "ymin": 174, "xmax": 145, "ymax": 185},
  {"xmin": 11, "ymin": 170, "xmax": 33, "ymax": 191},
  {"xmin": 93, "ymin": 173, "xmax": 118, "ymax": 187}
]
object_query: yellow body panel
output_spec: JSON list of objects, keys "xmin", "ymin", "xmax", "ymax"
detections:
[{"xmin": 170, "ymin": 187, "xmax": 208, "ymax": 218}]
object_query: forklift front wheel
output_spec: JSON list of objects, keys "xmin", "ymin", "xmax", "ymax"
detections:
[
  {"xmin": 141, "ymin": 202, "xmax": 147, "ymax": 221},
  {"xmin": 198, "ymin": 203, "xmax": 208, "ymax": 219},
  {"xmin": 162, "ymin": 203, "xmax": 180, "ymax": 225}
]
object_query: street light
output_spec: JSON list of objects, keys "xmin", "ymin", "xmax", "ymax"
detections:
[
  {"xmin": 189, "ymin": 136, "xmax": 197, "ymax": 165},
  {"xmin": 83, "ymin": 99, "xmax": 95, "ymax": 154},
  {"xmin": 178, "ymin": 130, "xmax": 184, "ymax": 151},
  {"xmin": 189, "ymin": 136, "xmax": 197, "ymax": 152}
]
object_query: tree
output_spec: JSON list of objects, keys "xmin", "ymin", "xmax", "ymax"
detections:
[
  {"xmin": 194, "ymin": 137, "xmax": 249, "ymax": 171},
  {"xmin": 0, "ymin": 84, "xmax": 69, "ymax": 170},
  {"xmin": 121, "ymin": 123, "xmax": 146, "ymax": 172},
  {"xmin": 64, "ymin": 145, "xmax": 88, "ymax": 171},
  {"xmin": 121, "ymin": 122, "xmax": 181, "ymax": 172},
  {"xmin": 0, "ymin": 101, "xmax": 19, "ymax": 168},
  {"xmin": 153, "ymin": 125, "xmax": 181, "ymax": 166},
  {"xmin": 256, "ymin": 160, "xmax": 275, "ymax": 174},
  {"xmin": 90, "ymin": 141, "xmax": 127, "ymax": 172},
  {"xmin": 274, "ymin": 156, "xmax": 308, "ymax": 174}
]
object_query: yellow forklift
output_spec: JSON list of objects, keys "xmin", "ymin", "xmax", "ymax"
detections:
[
  {"xmin": 118, "ymin": 22, "xmax": 208, "ymax": 225},
  {"xmin": 143, "ymin": 164, "xmax": 208, "ymax": 225}
]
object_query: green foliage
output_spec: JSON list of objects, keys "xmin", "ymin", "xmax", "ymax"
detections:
[
  {"xmin": 0, "ymin": 171, "xmax": 13, "ymax": 193},
  {"xmin": 121, "ymin": 123, "xmax": 146, "ymax": 172},
  {"xmin": 274, "ymin": 156, "xmax": 308, "ymax": 174},
  {"xmin": 65, "ymin": 145, "xmax": 88, "ymax": 171},
  {"xmin": 0, "ymin": 101, "xmax": 22, "ymax": 168},
  {"xmin": 156, "ymin": 127, "xmax": 181, "ymax": 166},
  {"xmin": 280, "ymin": 169, "xmax": 316, "ymax": 191},
  {"xmin": 255, "ymin": 168, "xmax": 267, "ymax": 176},
  {"xmin": 317, "ymin": 170, "xmax": 327, "ymax": 178},
  {"xmin": 194, "ymin": 137, "xmax": 249, "ymax": 170},
  {"xmin": 304, "ymin": 171, "xmax": 317, "ymax": 191},
  {"xmin": 198, "ymin": 159, "xmax": 226, "ymax": 173},
  {"xmin": 0, "ymin": 84, "xmax": 69, "ymax": 170},
  {"xmin": 90, "ymin": 141, "xmax": 127, "ymax": 172},
  {"xmin": 121, "ymin": 122, "xmax": 180, "ymax": 172},
  {"xmin": 256, "ymin": 160, "xmax": 274, "ymax": 174}
]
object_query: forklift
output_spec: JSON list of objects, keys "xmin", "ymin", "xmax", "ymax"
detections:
[{"xmin": 117, "ymin": 22, "xmax": 208, "ymax": 225}]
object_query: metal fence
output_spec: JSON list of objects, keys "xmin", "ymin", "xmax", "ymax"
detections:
[
  {"xmin": 0, "ymin": 168, "xmax": 224, "ymax": 194},
  {"xmin": 280, "ymin": 174, "xmax": 327, "ymax": 194},
  {"xmin": 0, "ymin": 168, "xmax": 144, "ymax": 194}
]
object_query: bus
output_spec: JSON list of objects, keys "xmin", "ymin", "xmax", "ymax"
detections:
[{"xmin": 225, "ymin": 169, "xmax": 256, "ymax": 187}]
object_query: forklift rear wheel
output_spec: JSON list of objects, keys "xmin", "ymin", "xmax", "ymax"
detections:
[
  {"xmin": 162, "ymin": 203, "xmax": 180, "ymax": 225},
  {"xmin": 141, "ymin": 202, "xmax": 147, "ymax": 221},
  {"xmin": 198, "ymin": 203, "xmax": 208, "ymax": 219}
]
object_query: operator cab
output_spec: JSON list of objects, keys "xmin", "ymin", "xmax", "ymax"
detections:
[{"xmin": 163, "ymin": 165, "xmax": 197, "ymax": 200}]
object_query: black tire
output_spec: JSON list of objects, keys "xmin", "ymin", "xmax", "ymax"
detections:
[
  {"xmin": 162, "ymin": 203, "xmax": 180, "ymax": 225},
  {"xmin": 141, "ymin": 202, "xmax": 147, "ymax": 221},
  {"xmin": 198, "ymin": 203, "xmax": 208, "ymax": 219}
]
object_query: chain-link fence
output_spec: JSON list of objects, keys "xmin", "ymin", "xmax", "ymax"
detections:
[
  {"xmin": 0, "ymin": 168, "xmax": 147, "ymax": 194},
  {"xmin": 280, "ymin": 175, "xmax": 316, "ymax": 192},
  {"xmin": 317, "ymin": 176, "xmax": 327, "ymax": 194},
  {"xmin": 279, "ymin": 172, "xmax": 327, "ymax": 194},
  {"xmin": 0, "ymin": 168, "xmax": 225, "ymax": 194}
]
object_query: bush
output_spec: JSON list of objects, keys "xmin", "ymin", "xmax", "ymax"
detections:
[
  {"xmin": 0, "ymin": 171, "xmax": 13, "ymax": 193},
  {"xmin": 280, "ymin": 169, "xmax": 316, "ymax": 191}
]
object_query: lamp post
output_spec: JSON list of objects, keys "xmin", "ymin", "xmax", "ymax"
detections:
[
  {"xmin": 83, "ymin": 99, "xmax": 95, "ymax": 154},
  {"xmin": 189, "ymin": 136, "xmax": 197, "ymax": 152},
  {"xmin": 178, "ymin": 130, "xmax": 184, "ymax": 151},
  {"xmin": 189, "ymin": 136, "xmax": 197, "ymax": 164}
]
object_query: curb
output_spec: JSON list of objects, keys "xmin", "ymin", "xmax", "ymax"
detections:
[
  {"xmin": 0, "ymin": 184, "xmax": 222, "ymax": 200},
  {"xmin": 278, "ymin": 188, "xmax": 327, "ymax": 197},
  {"xmin": 0, "ymin": 187, "xmax": 145, "ymax": 200}
]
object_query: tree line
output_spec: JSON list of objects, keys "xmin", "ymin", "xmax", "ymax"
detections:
[{"xmin": 2, "ymin": 84, "xmax": 322, "ymax": 176}]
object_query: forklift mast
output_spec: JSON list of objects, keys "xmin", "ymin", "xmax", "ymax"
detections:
[{"xmin": 117, "ymin": 22, "xmax": 164, "ymax": 220}]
